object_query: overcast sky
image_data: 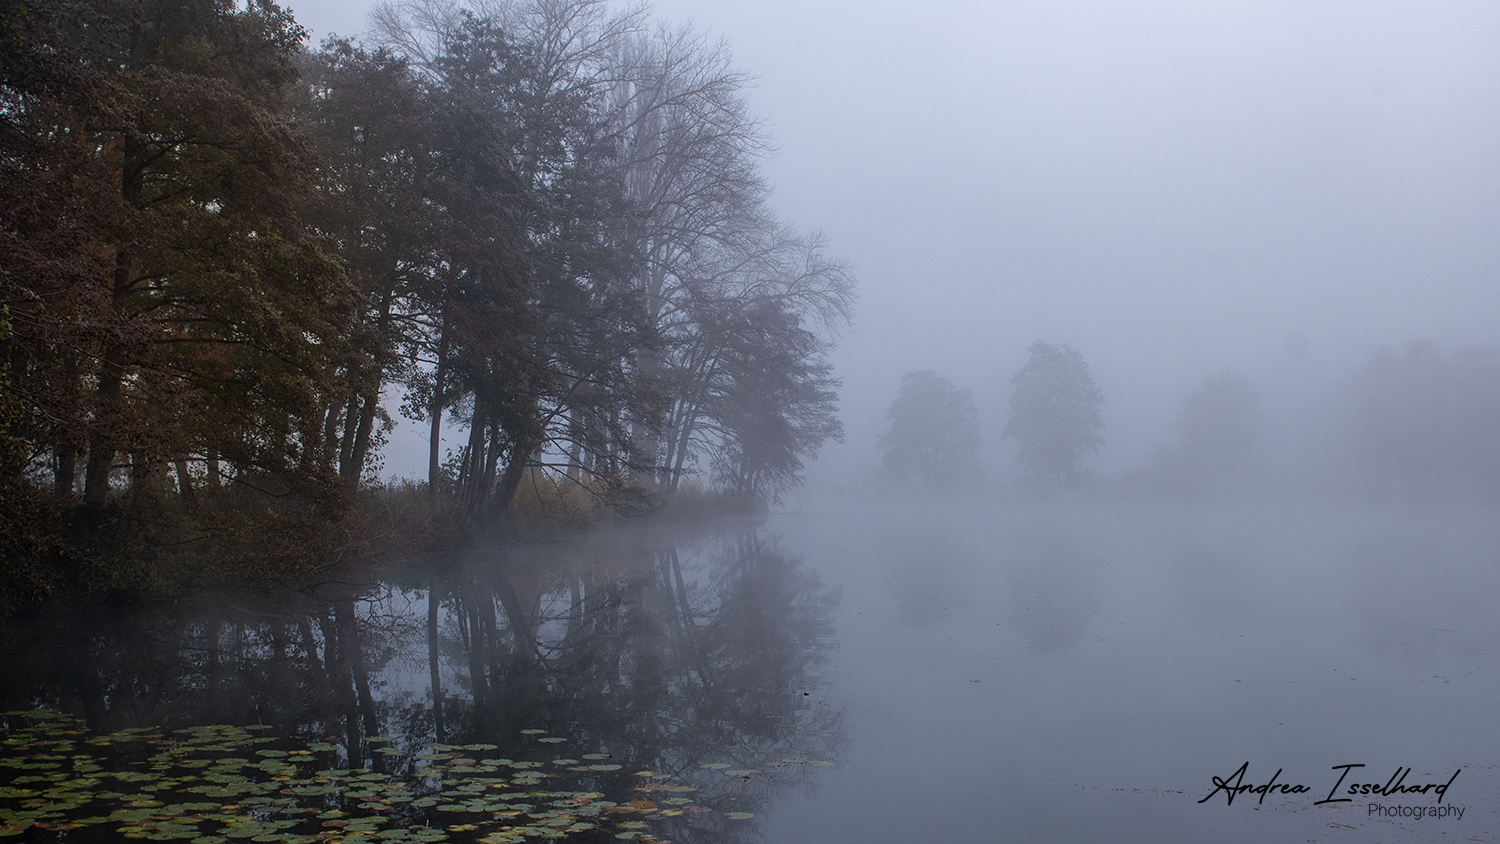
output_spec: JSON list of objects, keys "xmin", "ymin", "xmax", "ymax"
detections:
[{"xmin": 288, "ymin": 0, "xmax": 1500, "ymax": 484}]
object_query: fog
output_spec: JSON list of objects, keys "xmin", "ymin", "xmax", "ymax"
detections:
[
  {"xmin": 287, "ymin": 0, "xmax": 1500, "ymax": 487},
  {"xmin": 9, "ymin": 1, "xmax": 1500, "ymax": 841}
]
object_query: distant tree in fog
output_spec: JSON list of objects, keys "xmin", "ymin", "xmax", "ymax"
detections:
[
  {"xmin": 1003, "ymin": 341, "xmax": 1103, "ymax": 484},
  {"xmin": 878, "ymin": 371, "xmax": 981, "ymax": 489},
  {"xmin": 1343, "ymin": 340, "xmax": 1500, "ymax": 498},
  {"xmin": 1129, "ymin": 370, "xmax": 1261, "ymax": 497},
  {"xmin": 1178, "ymin": 370, "xmax": 1261, "ymax": 489}
]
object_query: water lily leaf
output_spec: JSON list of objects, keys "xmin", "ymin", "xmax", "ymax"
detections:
[{"xmin": 725, "ymin": 812, "xmax": 754, "ymax": 820}]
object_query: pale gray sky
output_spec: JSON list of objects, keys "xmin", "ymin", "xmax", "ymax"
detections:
[{"xmin": 289, "ymin": 0, "xmax": 1500, "ymax": 484}]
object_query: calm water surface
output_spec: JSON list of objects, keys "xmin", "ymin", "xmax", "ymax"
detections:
[{"xmin": 3, "ymin": 499, "xmax": 1498, "ymax": 843}]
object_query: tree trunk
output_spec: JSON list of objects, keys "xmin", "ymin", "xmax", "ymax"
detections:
[
  {"xmin": 82, "ymin": 346, "xmax": 126, "ymax": 506},
  {"xmin": 174, "ymin": 459, "xmax": 197, "ymax": 513},
  {"xmin": 490, "ymin": 447, "xmax": 526, "ymax": 520},
  {"xmin": 344, "ymin": 289, "xmax": 396, "ymax": 489},
  {"xmin": 87, "ymin": 138, "xmax": 146, "ymax": 507},
  {"xmin": 342, "ymin": 393, "xmax": 377, "ymax": 488},
  {"xmin": 461, "ymin": 410, "xmax": 488, "ymax": 519},
  {"xmin": 337, "ymin": 400, "xmax": 360, "ymax": 477},
  {"xmin": 428, "ymin": 317, "xmax": 450, "ymax": 504}
]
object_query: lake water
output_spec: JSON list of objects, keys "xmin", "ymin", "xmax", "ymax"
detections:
[{"xmin": 3, "ymin": 498, "xmax": 1498, "ymax": 843}]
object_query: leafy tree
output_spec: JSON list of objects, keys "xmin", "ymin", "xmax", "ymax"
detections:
[
  {"xmin": 370, "ymin": 0, "xmax": 854, "ymax": 509},
  {"xmin": 878, "ymin": 371, "xmax": 981, "ymax": 489},
  {"xmin": 2, "ymin": 0, "xmax": 371, "ymax": 511},
  {"xmin": 296, "ymin": 40, "xmax": 440, "ymax": 491},
  {"xmin": 705, "ymin": 300, "xmax": 843, "ymax": 503},
  {"xmin": 420, "ymin": 17, "xmax": 555, "ymax": 521},
  {"xmin": 371, "ymin": 4, "xmax": 654, "ymax": 516},
  {"xmin": 1002, "ymin": 341, "xmax": 1103, "ymax": 484}
]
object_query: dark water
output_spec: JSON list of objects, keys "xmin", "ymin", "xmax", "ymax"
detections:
[{"xmin": 3, "ymin": 500, "xmax": 1499, "ymax": 843}]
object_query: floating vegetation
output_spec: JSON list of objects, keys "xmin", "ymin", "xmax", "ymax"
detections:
[{"xmin": 0, "ymin": 710, "xmax": 786, "ymax": 843}]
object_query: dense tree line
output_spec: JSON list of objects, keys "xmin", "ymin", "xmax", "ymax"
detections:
[
  {"xmin": 0, "ymin": 0, "xmax": 853, "ymax": 601},
  {"xmin": 1334, "ymin": 340, "xmax": 1500, "ymax": 500},
  {"xmin": 1122, "ymin": 341, "xmax": 1500, "ymax": 502}
]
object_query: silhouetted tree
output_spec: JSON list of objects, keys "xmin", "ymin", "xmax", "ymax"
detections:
[
  {"xmin": 296, "ymin": 40, "xmax": 445, "ymax": 491},
  {"xmin": 371, "ymin": 0, "xmax": 854, "ymax": 503},
  {"xmin": 705, "ymin": 300, "xmax": 843, "ymax": 503},
  {"xmin": 1003, "ymin": 341, "xmax": 1103, "ymax": 484},
  {"xmin": 878, "ymin": 371, "xmax": 981, "ymax": 489},
  {"xmin": 2, "ymin": 0, "xmax": 372, "ymax": 522}
]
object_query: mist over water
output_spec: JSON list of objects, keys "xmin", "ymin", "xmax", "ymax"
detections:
[
  {"xmin": 3, "ymin": 498, "xmax": 1498, "ymax": 841},
  {"xmin": 759, "ymin": 497, "xmax": 1500, "ymax": 843}
]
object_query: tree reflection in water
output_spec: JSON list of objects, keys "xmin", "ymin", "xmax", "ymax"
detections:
[{"xmin": 0, "ymin": 525, "xmax": 845, "ymax": 842}]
